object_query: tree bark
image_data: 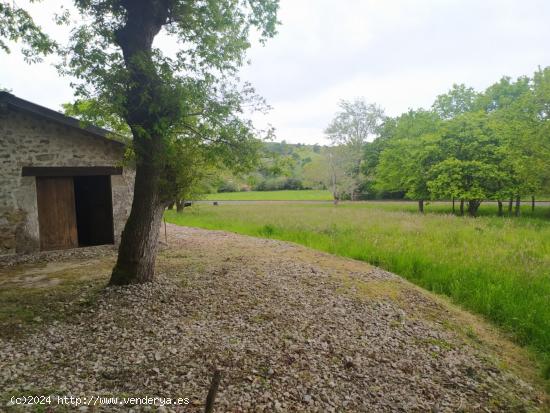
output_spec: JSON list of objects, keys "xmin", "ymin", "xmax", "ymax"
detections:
[
  {"xmin": 497, "ymin": 200, "xmax": 503, "ymax": 216},
  {"xmin": 452, "ymin": 197, "xmax": 455, "ymax": 213},
  {"xmin": 508, "ymin": 197, "xmax": 513, "ymax": 215},
  {"xmin": 460, "ymin": 199, "xmax": 464, "ymax": 216},
  {"xmin": 111, "ymin": 164, "xmax": 165, "ymax": 284},
  {"xmin": 514, "ymin": 195, "xmax": 521, "ymax": 217},
  {"xmin": 109, "ymin": 1, "xmax": 172, "ymax": 285},
  {"xmin": 467, "ymin": 200, "xmax": 480, "ymax": 217},
  {"xmin": 531, "ymin": 195, "xmax": 535, "ymax": 212},
  {"xmin": 176, "ymin": 199, "xmax": 184, "ymax": 213},
  {"xmin": 418, "ymin": 199, "xmax": 424, "ymax": 213}
]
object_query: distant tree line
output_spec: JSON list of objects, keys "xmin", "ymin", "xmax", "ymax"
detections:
[
  {"xmin": 179, "ymin": 67, "xmax": 550, "ymax": 217},
  {"xmin": 327, "ymin": 67, "xmax": 550, "ymax": 215}
]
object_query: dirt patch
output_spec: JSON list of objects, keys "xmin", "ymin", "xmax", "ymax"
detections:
[
  {"xmin": 0, "ymin": 259, "xmax": 113, "ymax": 288},
  {"xmin": 0, "ymin": 224, "xmax": 547, "ymax": 412},
  {"xmin": 0, "ymin": 244, "xmax": 116, "ymax": 268}
]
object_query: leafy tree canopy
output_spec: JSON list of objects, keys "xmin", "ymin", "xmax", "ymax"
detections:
[
  {"xmin": 0, "ymin": 0, "xmax": 57, "ymax": 62},
  {"xmin": 325, "ymin": 98, "xmax": 385, "ymax": 147},
  {"xmin": 432, "ymin": 83, "xmax": 480, "ymax": 120},
  {"xmin": 48, "ymin": 0, "xmax": 280, "ymax": 284}
]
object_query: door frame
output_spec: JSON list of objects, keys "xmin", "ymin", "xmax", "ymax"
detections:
[{"xmin": 25, "ymin": 166, "xmax": 122, "ymax": 251}]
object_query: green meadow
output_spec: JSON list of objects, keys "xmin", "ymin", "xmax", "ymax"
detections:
[
  {"xmin": 203, "ymin": 189, "xmax": 332, "ymax": 201},
  {"xmin": 165, "ymin": 201, "xmax": 550, "ymax": 377}
]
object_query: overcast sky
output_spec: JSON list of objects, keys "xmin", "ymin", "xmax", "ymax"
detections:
[{"xmin": 1, "ymin": 0, "xmax": 549, "ymax": 144}]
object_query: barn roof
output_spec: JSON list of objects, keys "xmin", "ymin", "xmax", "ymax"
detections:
[{"xmin": 0, "ymin": 92, "xmax": 126, "ymax": 146}]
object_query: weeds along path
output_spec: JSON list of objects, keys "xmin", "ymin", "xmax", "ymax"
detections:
[{"xmin": 0, "ymin": 224, "xmax": 547, "ymax": 412}]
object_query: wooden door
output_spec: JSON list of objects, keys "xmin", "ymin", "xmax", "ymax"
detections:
[{"xmin": 36, "ymin": 177, "xmax": 78, "ymax": 251}]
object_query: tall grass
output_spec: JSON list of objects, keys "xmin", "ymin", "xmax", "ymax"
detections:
[{"xmin": 165, "ymin": 202, "xmax": 550, "ymax": 376}]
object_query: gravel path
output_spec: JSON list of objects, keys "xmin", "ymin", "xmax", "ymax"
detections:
[{"xmin": 0, "ymin": 224, "xmax": 546, "ymax": 412}]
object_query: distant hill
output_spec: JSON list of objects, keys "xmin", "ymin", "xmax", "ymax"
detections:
[{"xmin": 209, "ymin": 141, "xmax": 330, "ymax": 193}]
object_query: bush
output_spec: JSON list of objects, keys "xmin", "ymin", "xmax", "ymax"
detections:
[
  {"xmin": 218, "ymin": 181, "xmax": 239, "ymax": 193},
  {"xmin": 254, "ymin": 177, "xmax": 304, "ymax": 191},
  {"xmin": 281, "ymin": 178, "xmax": 303, "ymax": 190}
]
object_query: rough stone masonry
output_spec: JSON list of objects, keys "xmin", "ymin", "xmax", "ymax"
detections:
[{"xmin": 0, "ymin": 93, "xmax": 133, "ymax": 255}]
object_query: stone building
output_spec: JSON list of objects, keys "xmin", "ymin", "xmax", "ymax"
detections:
[{"xmin": 0, "ymin": 92, "xmax": 133, "ymax": 255}]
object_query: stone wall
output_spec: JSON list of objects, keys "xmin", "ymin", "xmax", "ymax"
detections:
[{"xmin": 0, "ymin": 107, "xmax": 133, "ymax": 255}]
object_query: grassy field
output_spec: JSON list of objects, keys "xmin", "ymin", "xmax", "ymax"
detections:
[
  {"xmin": 203, "ymin": 189, "xmax": 550, "ymax": 203},
  {"xmin": 204, "ymin": 189, "xmax": 332, "ymax": 201},
  {"xmin": 165, "ymin": 201, "xmax": 550, "ymax": 378}
]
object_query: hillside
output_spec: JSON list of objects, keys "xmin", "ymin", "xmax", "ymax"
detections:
[{"xmin": 210, "ymin": 141, "xmax": 329, "ymax": 193}]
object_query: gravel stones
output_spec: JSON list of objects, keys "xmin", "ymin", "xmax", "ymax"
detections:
[{"xmin": 0, "ymin": 224, "xmax": 545, "ymax": 412}]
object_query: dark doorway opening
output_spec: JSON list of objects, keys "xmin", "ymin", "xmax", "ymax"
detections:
[{"xmin": 73, "ymin": 175, "xmax": 114, "ymax": 247}]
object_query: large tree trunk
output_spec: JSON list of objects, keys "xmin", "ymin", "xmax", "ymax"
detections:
[
  {"xmin": 514, "ymin": 195, "xmax": 521, "ymax": 217},
  {"xmin": 109, "ymin": 2, "xmax": 171, "ymax": 285},
  {"xmin": 176, "ymin": 199, "xmax": 184, "ymax": 213},
  {"xmin": 531, "ymin": 195, "xmax": 535, "ymax": 212},
  {"xmin": 508, "ymin": 197, "xmax": 513, "ymax": 215},
  {"xmin": 459, "ymin": 199, "xmax": 464, "ymax": 216},
  {"xmin": 452, "ymin": 197, "xmax": 455, "ymax": 213},
  {"xmin": 497, "ymin": 200, "xmax": 503, "ymax": 216},
  {"xmin": 467, "ymin": 200, "xmax": 481, "ymax": 217},
  {"xmin": 418, "ymin": 199, "xmax": 424, "ymax": 213},
  {"xmin": 111, "ymin": 165, "xmax": 165, "ymax": 285}
]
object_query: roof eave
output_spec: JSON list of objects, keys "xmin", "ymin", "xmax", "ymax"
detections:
[{"xmin": 0, "ymin": 92, "xmax": 127, "ymax": 147}]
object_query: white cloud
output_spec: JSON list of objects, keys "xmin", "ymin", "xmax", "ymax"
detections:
[
  {"xmin": 243, "ymin": 0, "xmax": 550, "ymax": 144},
  {"xmin": 1, "ymin": 0, "xmax": 549, "ymax": 144}
]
